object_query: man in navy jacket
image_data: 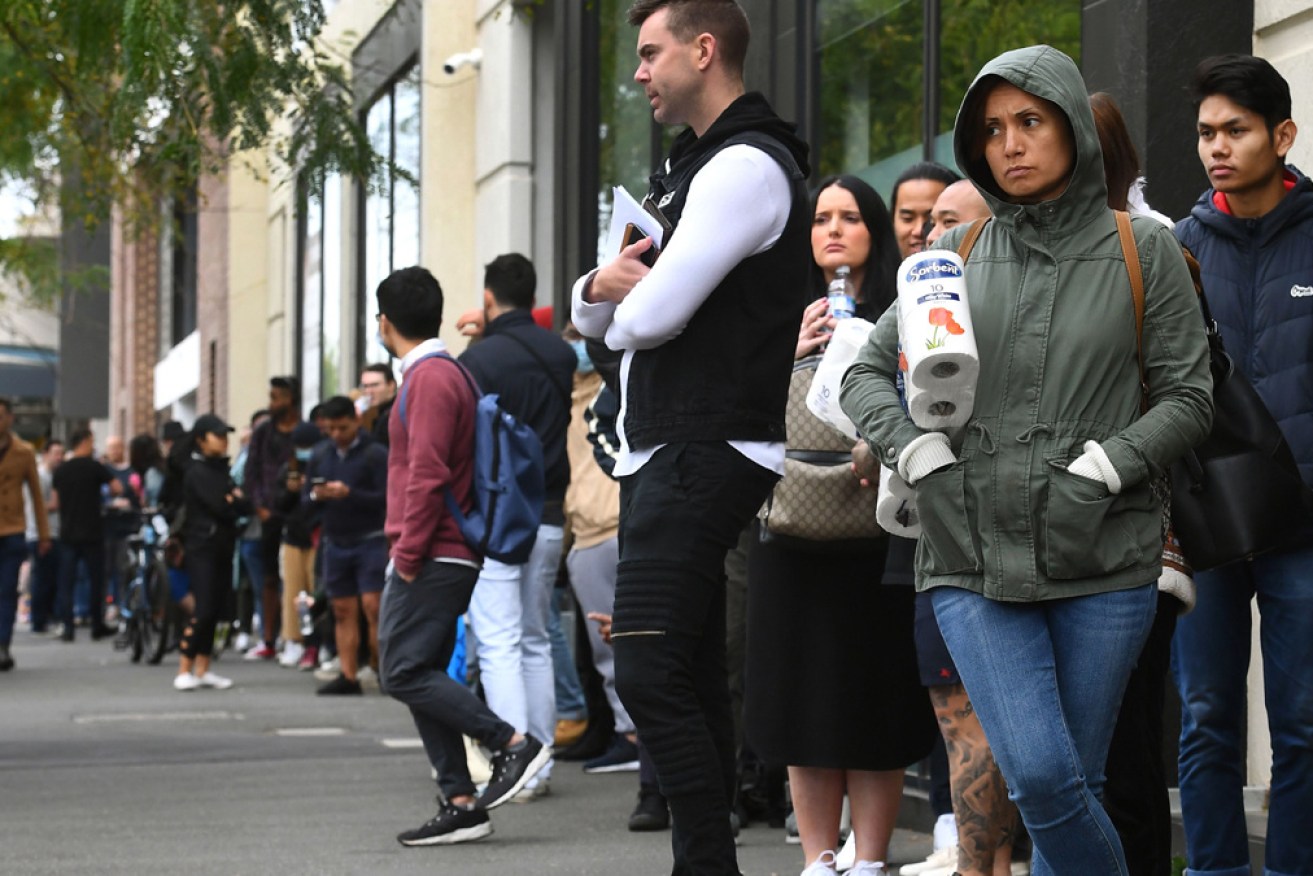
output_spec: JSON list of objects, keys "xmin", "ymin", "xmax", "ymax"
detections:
[
  {"xmin": 306, "ymin": 396, "xmax": 389, "ymax": 695},
  {"xmin": 1172, "ymin": 54, "xmax": 1313, "ymax": 876}
]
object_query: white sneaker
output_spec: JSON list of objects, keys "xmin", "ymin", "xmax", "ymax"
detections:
[
  {"xmin": 357, "ymin": 666, "xmax": 379, "ymax": 689},
  {"xmin": 173, "ymin": 673, "xmax": 201, "ymax": 691},
  {"xmin": 278, "ymin": 642, "xmax": 304, "ymax": 668},
  {"xmin": 850, "ymin": 863, "xmax": 889, "ymax": 876},
  {"xmin": 314, "ymin": 656, "xmax": 341, "ymax": 681},
  {"xmin": 899, "ymin": 845, "xmax": 957, "ymax": 876},
  {"xmin": 234, "ymin": 632, "xmax": 251, "ymax": 652},
  {"xmin": 802, "ymin": 850, "xmax": 839, "ymax": 876},
  {"xmin": 932, "ymin": 813, "xmax": 958, "ymax": 851},
  {"xmin": 836, "ymin": 831, "xmax": 857, "ymax": 871},
  {"xmin": 198, "ymin": 671, "xmax": 233, "ymax": 689}
]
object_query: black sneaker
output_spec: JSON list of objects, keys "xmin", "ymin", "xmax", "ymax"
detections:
[
  {"xmin": 317, "ymin": 674, "xmax": 363, "ymax": 696},
  {"xmin": 583, "ymin": 734, "xmax": 640, "ymax": 773},
  {"xmin": 628, "ymin": 786, "xmax": 669, "ymax": 832},
  {"xmin": 478, "ymin": 736, "xmax": 552, "ymax": 810},
  {"xmin": 396, "ymin": 801, "xmax": 492, "ymax": 847}
]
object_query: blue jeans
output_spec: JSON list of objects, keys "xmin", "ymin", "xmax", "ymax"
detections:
[
  {"xmin": 1172, "ymin": 543, "xmax": 1313, "ymax": 876},
  {"xmin": 468, "ymin": 524, "xmax": 565, "ymax": 780},
  {"xmin": 932, "ymin": 583, "xmax": 1157, "ymax": 876},
  {"xmin": 549, "ymin": 586, "xmax": 587, "ymax": 721},
  {"xmin": 0, "ymin": 534, "xmax": 30, "ymax": 645},
  {"xmin": 26, "ymin": 539, "xmax": 59, "ymax": 632}
]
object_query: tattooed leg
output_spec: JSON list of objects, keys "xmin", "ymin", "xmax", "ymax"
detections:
[{"xmin": 929, "ymin": 683, "xmax": 1020, "ymax": 876}]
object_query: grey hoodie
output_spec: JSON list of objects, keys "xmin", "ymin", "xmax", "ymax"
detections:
[{"xmin": 840, "ymin": 45, "xmax": 1212, "ymax": 602}]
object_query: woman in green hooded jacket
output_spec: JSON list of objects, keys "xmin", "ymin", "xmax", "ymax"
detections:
[{"xmin": 840, "ymin": 46, "xmax": 1211, "ymax": 876}]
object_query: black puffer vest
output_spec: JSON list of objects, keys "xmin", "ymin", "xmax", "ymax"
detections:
[{"xmin": 622, "ymin": 93, "xmax": 812, "ymax": 450}]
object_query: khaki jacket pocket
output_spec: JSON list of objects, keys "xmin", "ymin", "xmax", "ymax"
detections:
[
  {"xmin": 914, "ymin": 464, "xmax": 981, "ymax": 576},
  {"xmin": 1043, "ymin": 459, "xmax": 1155, "ymax": 580}
]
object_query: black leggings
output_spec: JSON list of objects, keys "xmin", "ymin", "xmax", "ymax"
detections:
[{"xmin": 181, "ymin": 542, "xmax": 233, "ymax": 659}]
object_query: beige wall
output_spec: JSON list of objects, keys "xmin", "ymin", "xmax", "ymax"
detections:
[
  {"xmin": 425, "ymin": 0, "xmax": 482, "ymax": 351},
  {"xmin": 226, "ymin": 152, "xmax": 271, "ymax": 424}
]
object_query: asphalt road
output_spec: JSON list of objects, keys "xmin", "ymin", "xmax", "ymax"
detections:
[{"xmin": 0, "ymin": 633, "xmax": 932, "ymax": 875}]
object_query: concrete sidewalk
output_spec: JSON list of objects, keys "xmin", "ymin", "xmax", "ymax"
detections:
[{"xmin": 0, "ymin": 631, "xmax": 934, "ymax": 875}]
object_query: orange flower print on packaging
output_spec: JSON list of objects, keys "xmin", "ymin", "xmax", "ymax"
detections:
[
  {"xmin": 926, "ymin": 307, "xmax": 965, "ymax": 349},
  {"xmin": 898, "ymin": 350, "xmax": 909, "ymax": 372}
]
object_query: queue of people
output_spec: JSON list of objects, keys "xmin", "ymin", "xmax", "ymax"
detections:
[{"xmin": 3, "ymin": 3, "xmax": 1310, "ymax": 875}]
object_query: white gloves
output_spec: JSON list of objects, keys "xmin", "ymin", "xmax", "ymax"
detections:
[
  {"xmin": 1066, "ymin": 440, "xmax": 1122, "ymax": 493},
  {"xmin": 897, "ymin": 432, "xmax": 956, "ymax": 486}
]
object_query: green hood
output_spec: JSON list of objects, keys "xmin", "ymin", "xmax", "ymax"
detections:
[{"xmin": 953, "ymin": 44, "xmax": 1107, "ymax": 232}]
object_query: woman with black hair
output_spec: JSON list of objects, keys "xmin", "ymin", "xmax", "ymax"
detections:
[
  {"xmin": 174, "ymin": 414, "xmax": 251, "ymax": 691},
  {"xmin": 745, "ymin": 175, "xmax": 937, "ymax": 876}
]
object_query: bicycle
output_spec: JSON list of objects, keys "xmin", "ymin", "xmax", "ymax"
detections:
[{"xmin": 113, "ymin": 512, "xmax": 179, "ymax": 665}]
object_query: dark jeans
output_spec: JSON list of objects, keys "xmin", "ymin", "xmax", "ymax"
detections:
[
  {"xmin": 57, "ymin": 540, "xmax": 108, "ymax": 630},
  {"xmin": 0, "ymin": 534, "xmax": 29, "ymax": 645},
  {"xmin": 378, "ymin": 560, "xmax": 516, "ymax": 801},
  {"xmin": 613, "ymin": 442, "xmax": 778, "ymax": 876},
  {"xmin": 26, "ymin": 539, "xmax": 59, "ymax": 632},
  {"xmin": 180, "ymin": 541, "xmax": 233, "ymax": 659},
  {"xmin": 1104, "ymin": 591, "xmax": 1177, "ymax": 876}
]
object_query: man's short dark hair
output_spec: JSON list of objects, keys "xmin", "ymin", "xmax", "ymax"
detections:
[
  {"xmin": 627, "ymin": 0, "xmax": 750, "ymax": 78},
  {"xmin": 308, "ymin": 403, "xmax": 325, "ymax": 422},
  {"xmin": 45, "ymin": 438, "xmax": 64, "ymax": 452},
  {"xmin": 361, "ymin": 362, "xmax": 395, "ymax": 385},
  {"xmin": 249, "ymin": 408, "xmax": 270, "ymax": 426},
  {"xmin": 319, "ymin": 396, "xmax": 357, "ymax": 421},
  {"xmin": 0, "ymin": 396, "xmax": 12, "ymax": 414},
  {"xmin": 484, "ymin": 253, "xmax": 537, "ymax": 311},
  {"xmin": 891, "ymin": 162, "xmax": 961, "ymax": 211},
  {"xmin": 68, "ymin": 427, "xmax": 93, "ymax": 450},
  {"xmin": 377, "ymin": 266, "xmax": 444, "ymax": 341},
  {"xmin": 1191, "ymin": 54, "xmax": 1292, "ymax": 135},
  {"xmin": 270, "ymin": 376, "xmax": 301, "ymax": 405}
]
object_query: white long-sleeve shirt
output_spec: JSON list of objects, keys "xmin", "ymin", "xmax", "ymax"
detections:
[{"xmin": 572, "ymin": 144, "xmax": 793, "ymax": 477}]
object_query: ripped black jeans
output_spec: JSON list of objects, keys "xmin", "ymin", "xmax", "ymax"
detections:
[{"xmin": 614, "ymin": 442, "xmax": 778, "ymax": 876}]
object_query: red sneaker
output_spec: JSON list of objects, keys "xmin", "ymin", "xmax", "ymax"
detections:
[
  {"xmin": 243, "ymin": 643, "xmax": 277, "ymax": 661},
  {"xmin": 297, "ymin": 646, "xmax": 319, "ymax": 671}
]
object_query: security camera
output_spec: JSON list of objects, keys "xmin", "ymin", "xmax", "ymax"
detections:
[{"xmin": 443, "ymin": 48, "xmax": 483, "ymax": 76}]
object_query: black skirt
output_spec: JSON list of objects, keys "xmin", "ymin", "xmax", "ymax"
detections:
[{"xmin": 743, "ymin": 524, "xmax": 937, "ymax": 771}]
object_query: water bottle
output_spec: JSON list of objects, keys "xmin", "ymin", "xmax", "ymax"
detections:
[
  {"xmin": 827, "ymin": 265, "xmax": 855, "ymax": 321},
  {"xmin": 296, "ymin": 591, "xmax": 315, "ymax": 638}
]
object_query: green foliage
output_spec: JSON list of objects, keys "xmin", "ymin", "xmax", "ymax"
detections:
[
  {"xmin": 0, "ymin": 0, "xmax": 380, "ymax": 301},
  {"xmin": 815, "ymin": 0, "xmax": 1081, "ymax": 180}
]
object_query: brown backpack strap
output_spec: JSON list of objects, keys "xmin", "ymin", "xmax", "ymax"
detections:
[
  {"xmin": 1115, "ymin": 210, "xmax": 1149, "ymax": 413},
  {"xmin": 956, "ymin": 217, "xmax": 990, "ymax": 262}
]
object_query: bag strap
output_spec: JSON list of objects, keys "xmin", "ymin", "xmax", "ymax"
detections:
[
  {"xmin": 501, "ymin": 330, "xmax": 572, "ymax": 406},
  {"xmin": 1114, "ymin": 211, "xmax": 1149, "ymax": 414},
  {"xmin": 397, "ymin": 351, "xmax": 481, "ymax": 428},
  {"xmin": 957, "ymin": 217, "xmax": 990, "ymax": 262}
]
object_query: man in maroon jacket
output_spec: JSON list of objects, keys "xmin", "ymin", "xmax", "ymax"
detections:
[{"xmin": 374, "ymin": 266, "xmax": 549, "ymax": 847}]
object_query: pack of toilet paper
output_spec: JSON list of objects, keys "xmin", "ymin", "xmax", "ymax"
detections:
[
  {"xmin": 806, "ymin": 316, "xmax": 877, "ymax": 440},
  {"xmin": 876, "ymin": 465, "xmax": 921, "ymax": 538},
  {"xmin": 896, "ymin": 251, "xmax": 979, "ymax": 431}
]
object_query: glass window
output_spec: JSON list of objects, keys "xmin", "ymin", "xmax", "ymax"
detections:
[
  {"xmin": 359, "ymin": 62, "xmax": 421, "ymax": 367},
  {"xmin": 596, "ymin": 0, "xmax": 659, "ymax": 265},
  {"xmin": 158, "ymin": 194, "xmax": 198, "ymax": 355},
  {"xmin": 815, "ymin": 0, "xmax": 1081, "ymax": 199},
  {"xmin": 298, "ymin": 173, "xmax": 343, "ymax": 410}
]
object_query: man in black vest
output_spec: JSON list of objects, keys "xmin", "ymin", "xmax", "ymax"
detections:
[{"xmin": 571, "ymin": 2, "xmax": 809, "ymax": 872}]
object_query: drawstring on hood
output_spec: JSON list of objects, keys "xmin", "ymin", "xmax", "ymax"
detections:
[{"xmin": 953, "ymin": 45, "xmax": 1107, "ymax": 235}]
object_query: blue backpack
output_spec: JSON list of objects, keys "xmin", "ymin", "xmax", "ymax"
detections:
[{"xmin": 397, "ymin": 352, "xmax": 544, "ymax": 565}]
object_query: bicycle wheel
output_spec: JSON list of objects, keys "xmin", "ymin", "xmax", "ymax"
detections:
[{"xmin": 146, "ymin": 565, "xmax": 173, "ymax": 666}]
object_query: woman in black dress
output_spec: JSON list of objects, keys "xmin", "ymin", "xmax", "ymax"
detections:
[{"xmin": 745, "ymin": 175, "xmax": 938, "ymax": 876}]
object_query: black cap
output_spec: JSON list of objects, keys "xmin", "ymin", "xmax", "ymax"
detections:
[
  {"xmin": 161, "ymin": 420, "xmax": 185, "ymax": 442},
  {"xmin": 291, "ymin": 422, "xmax": 323, "ymax": 448},
  {"xmin": 192, "ymin": 413, "xmax": 235, "ymax": 437}
]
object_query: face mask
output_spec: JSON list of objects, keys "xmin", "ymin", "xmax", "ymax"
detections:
[
  {"xmin": 295, "ymin": 448, "xmax": 313, "ymax": 463},
  {"xmin": 570, "ymin": 339, "xmax": 594, "ymax": 374}
]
